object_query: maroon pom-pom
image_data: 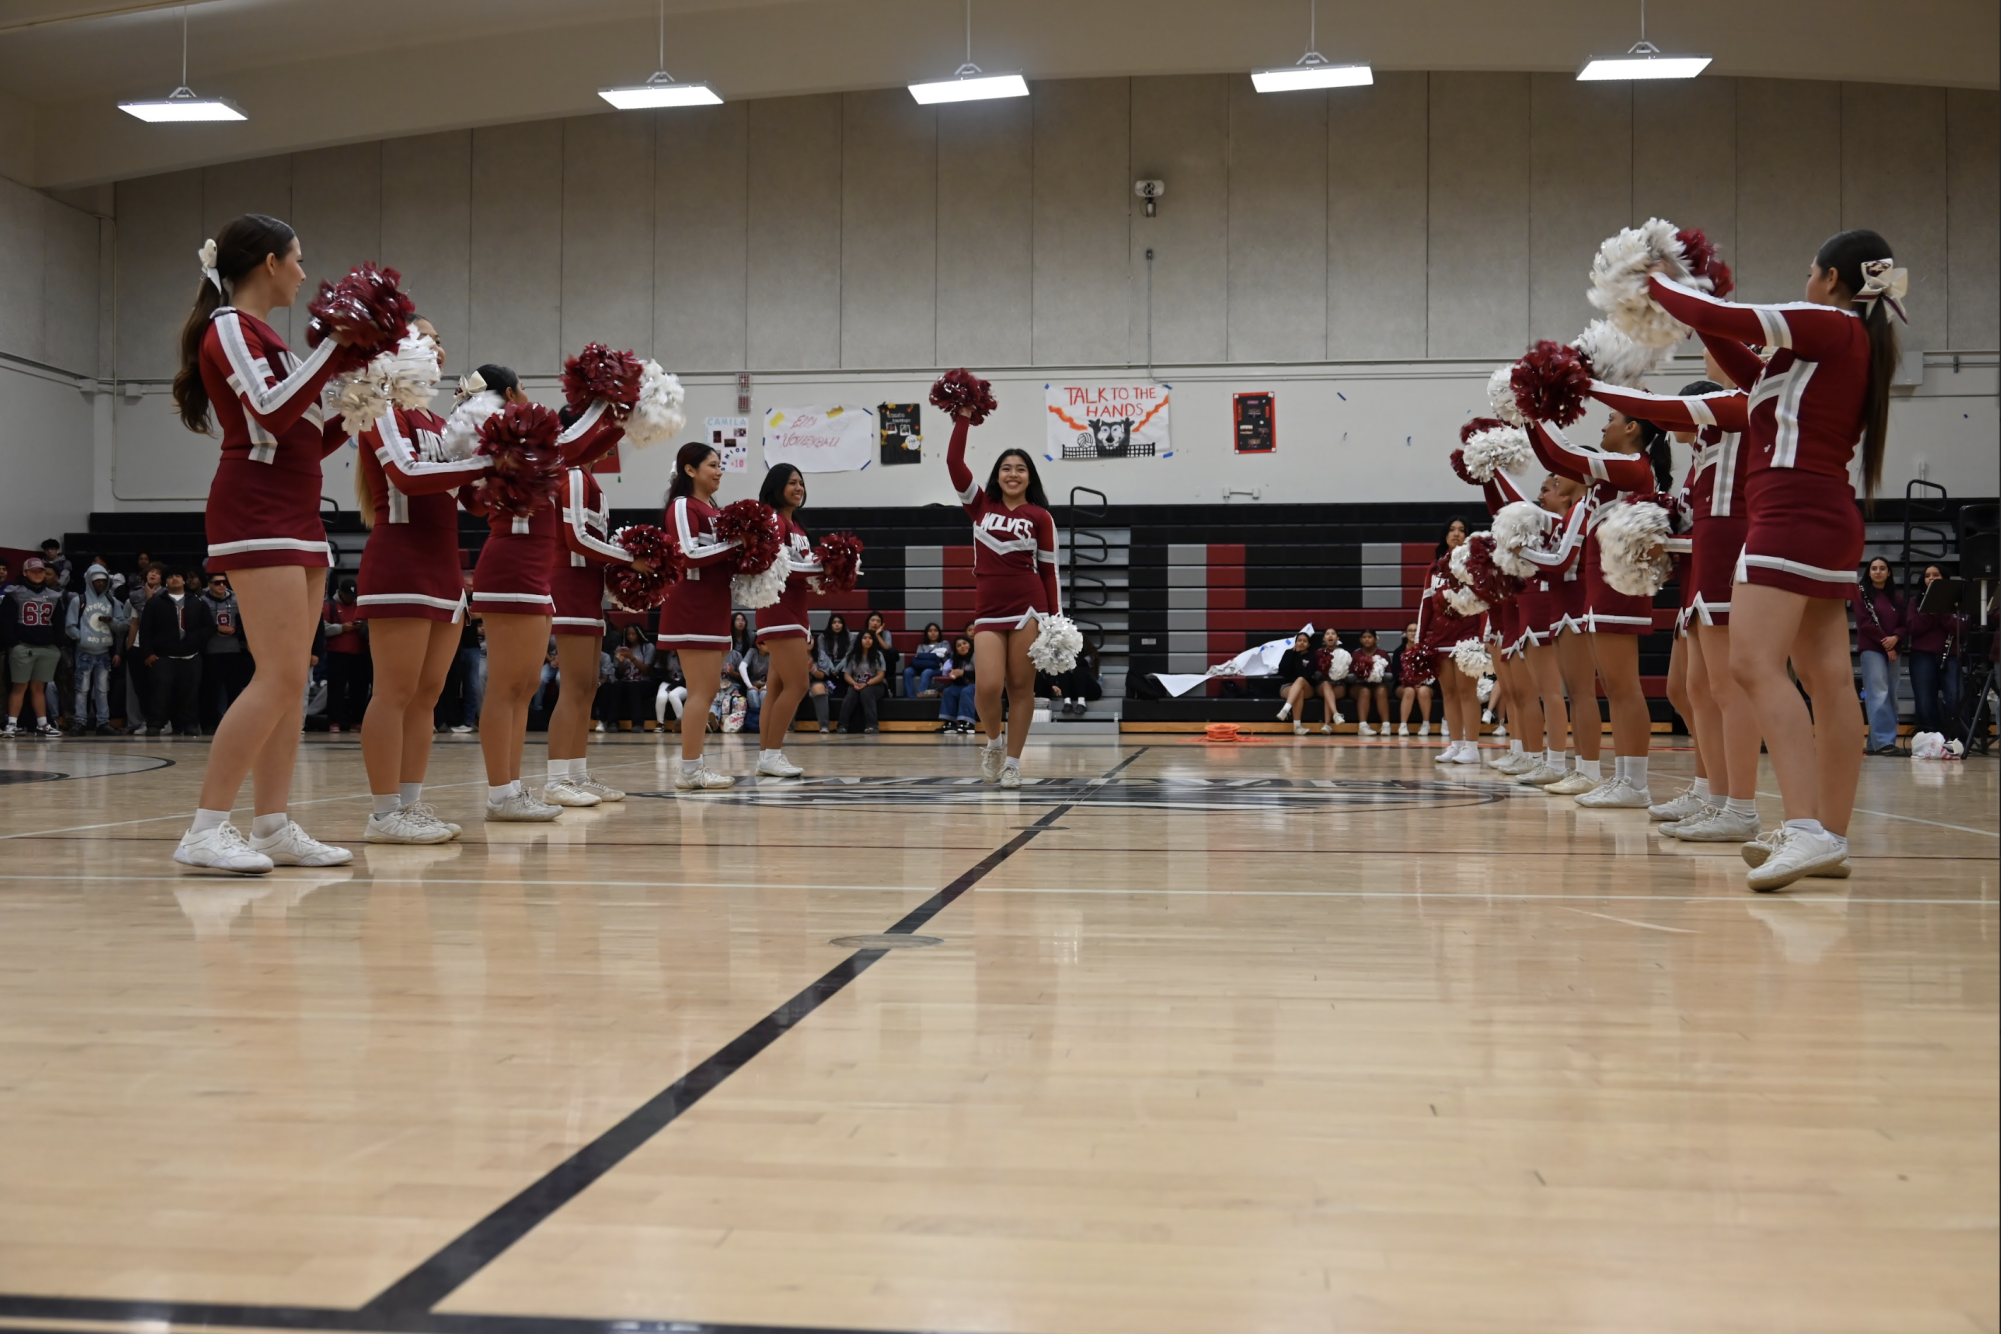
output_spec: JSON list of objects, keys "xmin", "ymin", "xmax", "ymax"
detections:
[
  {"xmin": 561, "ymin": 343, "xmax": 643, "ymax": 418},
  {"xmin": 475, "ymin": 402, "xmax": 565, "ymax": 518},
  {"xmin": 305, "ymin": 263, "xmax": 415, "ymax": 355},
  {"xmin": 1460, "ymin": 416, "xmax": 1508, "ymax": 445},
  {"xmin": 604, "ymin": 524, "xmax": 679, "ymax": 610},
  {"xmin": 929, "ymin": 368, "xmax": 998, "ymax": 426},
  {"xmin": 813, "ymin": 531, "xmax": 864, "ymax": 594},
  {"xmin": 1510, "ymin": 340, "xmax": 1593, "ymax": 427},
  {"xmin": 1706, "ymin": 259, "xmax": 1735, "ymax": 301},
  {"xmin": 1449, "ymin": 449, "xmax": 1479, "ymax": 486},
  {"xmin": 1461, "ymin": 533, "xmax": 1522, "ymax": 607},
  {"xmin": 1675, "ymin": 228, "xmax": 1734, "ymax": 300},
  {"xmin": 714, "ymin": 499, "xmax": 782, "ymax": 576}
]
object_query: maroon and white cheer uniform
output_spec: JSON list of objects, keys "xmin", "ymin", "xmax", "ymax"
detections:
[
  {"xmin": 1528, "ymin": 420, "xmax": 1657, "ymax": 635},
  {"xmin": 356, "ymin": 406, "xmax": 486, "ymax": 622},
  {"xmin": 945, "ymin": 418, "xmax": 1061, "ymax": 629},
  {"xmin": 656, "ymin": 496, "xmax": 738, "ymax": 651},
  {"xmin": 468, "ymin": 399, "xmax": 625, "ymax": 620},
  {"xmin": 554, "ymin": 467, "xmax": 631, "ymax": 638},
  {"xmin": 757, "ymin": 516, "xmax": 823, "ymax": 643}
]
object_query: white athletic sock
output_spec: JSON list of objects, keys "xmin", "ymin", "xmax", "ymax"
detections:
[
  {"xmin": 680, "ymin": 757, "xmax": 701, "ymax": 775},
  {"xmin": 250, "ymin": 813, "xmax": 288, "ymax": 838},
  {"xmin": 1562, "ymin": 749, "xmax": 1576, "ymax": 772},
  {"xmin": 546, "ymin": 758, "xmax": 567, "ymax": 783},
  {"xmin": 1725, "ymin": 797, "xmax": 1758, "ymax": 818},
  {"xmin": 399, "ymin": 782, "xmax": 422, "ymax": 807},
  {"xmin": 191, "ymin": 807, "xmax": 230, "ymax": 833},
  {"xmin": 1690, "ymin": 777, "xmax": 1711, "ymax": 801},
  {"xmin": 1628, "ymin": 757, "xmax": 1649, "ymax": 788},
  {"xmin": 1509, "ymin": 740, "xmax": 1524, "ymax": 757},
  {"xmin": 373, "ymin": 793, "xmax": 403, "ymax": 816},
  {"xmin": 1784, "ymin": 817, "xmax": 1827, "ymax": 837},
  {"xmin": 1546, "ymin": 748, "xmax": 1562, "ymax": 768},
  {"xmin": 488, "ymin": 783, "xmax": 514, "ymax": 803},
  {"xmin": 1613, "ymin": 757, "xmax": 1629, "ymax": 783},
  {"xmin": 760, "ymin": 749, "xmax": 777, "ymax": 761},
  {"xmin": 1003, "ymin": 755, "xmax": 1020, "ymax": 769},
  {"xmin": 1576, "ymin": 757, "xmax": 1601, "ymax": 782},
  {"xmin": 4, "ymin": 716, "xmax": 14, "ymax": 728}
]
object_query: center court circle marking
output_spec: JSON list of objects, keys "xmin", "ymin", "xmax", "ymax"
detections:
[{"xmin": 630, "ymin": 775, "xmax": 1521, "ymax": 813}]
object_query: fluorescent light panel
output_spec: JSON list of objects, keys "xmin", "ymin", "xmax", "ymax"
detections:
[
  {"xmin": 118, "ymin": 95, "xmax": 245, "ymax": 122},
  {"xmin": 599, "ymin": 81, "xmax": 721, "ymax": 108},
  {"xmin": 908, "ymin": 72, "xmax": 1028, "ymax": 104},
  {"xmin": 1576, "ymin": 54, "xmax": 1711, "ymax": 80},
  {"xmin": 1252, "ymin": 62, "xmax": 1372, "ymax": 93}
]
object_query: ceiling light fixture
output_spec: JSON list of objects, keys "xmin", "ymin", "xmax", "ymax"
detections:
[
  {"xmin": 1577, "ymin": 0, "xmax": 1710, "ymax": 80},
  {"xmin": 118, "ymin": 6, "xmax": 244, "ymax": 123},
  {"xmin": 599, "ymin": 0, "xmax": 721, "ymax": 109},
  {"xmin": 909, "ymin": 0, "xmax": 1028, "ymax": 105},
  {"xmin": 1252, "ymin": 0, "xmax": 1372, "ymax": 93}
]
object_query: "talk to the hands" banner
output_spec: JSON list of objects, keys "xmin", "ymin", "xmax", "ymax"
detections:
[{"xmin": 1044, "ymin": 382, "xmax": 1173, "ymax": 461}]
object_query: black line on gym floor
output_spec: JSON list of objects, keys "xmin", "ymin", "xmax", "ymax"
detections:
[{"xmin": 358, "ymin": 746, "xmax": 1151, "ymax": 1316}]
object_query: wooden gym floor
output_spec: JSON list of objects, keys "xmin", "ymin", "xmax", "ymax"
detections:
[{"xmin": 0, "ymin": 732, "xmax": 1993, "ymax": 1334}]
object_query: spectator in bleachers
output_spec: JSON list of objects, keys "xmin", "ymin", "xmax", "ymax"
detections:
[
  {"xmin": 1038, "ymin": 640, "xmax": 1103, "ymax": 718},
  {"xmin": 1275, "ymin": 632, "xmax": 1324, "ymax": 736},
  {"xmin": 733, "ymin": 637, "xmax": 770, "ymax": 726},
  {"xmin": 1391, "ymin": 621, "xmax": 1436, "ymax": 737},
  {"xmin": 606, "ymin": 624, "xmax": 655, "ymax": 730},
  {"xmin": 199, "ymin": 572, "xmax": 252, "ymax": 732},
  {"xmin": 3, "ymin": 557, "xmax": 68, "ymax": 737},
  {"xmin": 1348, "ymin": 628, "xmax": 1391, "ymax": 736},
  {"xmin": 531, "ymin": 637, "xmax": 560, "ymax": 715},
  {"xmin": 904, "ymin": 622, "xmax": 950, "ymax": 697},
  {"xmin": 138, "ymin": 569, "xmax": 211, "ymax": 736},
  {"xmin": 653, "ymin": 646, "xmax": 689, "ymax": 733},
  {"xmin": 837, "ymin": 628, "xmax": 889, "ymax": 733},
  {"xmin": 1907, "ymin": 563, "xmax": 1967, "ymax": 737},
  {"xmin": 442, "ymin": 573, "xmax": 484, "ymax": 734},
  {"xmin": 320, "ymin": 579, "xmax": 371, "ymax": 733},
  {"xmin": 0, "ymin": 559, "xmax": 14, "ymax": 595},
  {"xmin": 863, "ymin": 611, "xmax": 899, "ymax": 692},
  {"xmin": 39, "ymin": 539, "xmax": 72, "ymax": 591},
  {"xmin": 65, "ymin": 563, "xmax": 128, "ymax": 735},
  {"xmin": 809, "ymin": 614, "xmax": 851, "ymax": 732},
  {"xmin": 938, "ymin": 634, "xmax": 978, "ymax": 732},
  {"xmin": 124, "ymin": 564, "xmax": 164, "ymax": 731},
  {"xmin": 1316, "ymin": 627, "xmax": 1349, "ymax": 732},
  {"xmin": 1856, "ymin": 556, "xmax": 1906, "ymax": 755}
]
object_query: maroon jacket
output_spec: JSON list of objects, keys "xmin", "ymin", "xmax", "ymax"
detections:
[{"xmin": 1854, "ymin": 585, "xmax": 1905, "ymax": 656}]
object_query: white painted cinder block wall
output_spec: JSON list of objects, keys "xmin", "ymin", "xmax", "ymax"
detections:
[{"xmin": 5, "ymin": 73, "xmax": 1997, "ymax": 526}]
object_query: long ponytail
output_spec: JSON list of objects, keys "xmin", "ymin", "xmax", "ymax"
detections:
[
  {"xmin": 172, "ymin": 213, "xmax": 298, "ymax": 433},
  {"xmin": 1636, "ymin": 418, "xmax": 1673, "ymax": 493},
  {"xmin": 1814, "ymin": 228, "xmax": 1900, "ymax": 499}
]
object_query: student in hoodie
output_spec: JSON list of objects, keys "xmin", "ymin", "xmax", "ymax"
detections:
[
  {"xmin": 65, "ymin": 563, "xmax": 129, "ymax": 734},
  {"xmin": 200, "ymin": 571, "xmax": 252, "ymax": 732}
]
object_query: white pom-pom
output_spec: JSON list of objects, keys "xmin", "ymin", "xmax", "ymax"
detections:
[
  {"xmin": 1326, "ymin": 647, "xmax": 1352, "ymax": 682},
  {"xmin": 440, "ymin": 390, "xmax": 504, "ymax": 461},
  {"xmin": 1489, "ymin": 501, "xmax": 1552, "ymax": 579},
  {"xmin": 1367, "ymin": 656, "xmax": 1386, "ymax": 684},
  {"xmin": 1477, "ymin": 674, "xmax": 1495, "ymax": 703},
  {"xmin": 1444, "ymin": 586, "xmax": 1488, "ymax": 617},
  {"xmin": 1571, "ymin": 318, "xmax": 1668, "ymax": 388},
  {"xmin": 1487, "ymin": 366, "xmax": 1524, "ymax": 426},
  {"xmin": 1449, "ymin": 542, "xmax": 1477, "ymax": 586},
  {"xmin": 1460, "ymin": 424, "xmax": 1531, "ymax": 482},
  {"xmin": 1451, "ymin": 639, "xmax": 1492, "ymax": 679},
  {"xmin": 1587, "ymin": 218, "xmax": 1698, "ymax": 349},
  {"xmin": 381, "ymin": 331, "xmax": 444, "ymax": 411},
  {"xmin": 731, "ymin": 557, "xmax": 790, "ymax": 610},
  {"xmin": 1597, "ymin": 500, "xmax": 1674, "ymax": 597},
  {"xmin": 327, "ymin": 370, "xmax": 390, "ymax": 438},
  {"xmin": 624, "ymin": 361, "xmax": 686, "ymax": 449},
  {"xmin": 1027, "ymin": 612, "xmax": 1084, "ymax": 674}
]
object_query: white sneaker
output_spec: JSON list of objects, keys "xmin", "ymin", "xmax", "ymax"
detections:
[
  {"xmin": 402, "ymin": 802, "xmax": 462, "ymax": 838},
  {"xmin": 450, "ymin": 724, "xmax": 473, "ymax": 734},
  {"xmin": 1294, "ymin": 721, "xmax": 1307, "ymax": 736},
  {"xmin": 1542, "ymin": 770, "xmax": 1600, "ymax": 796},
  {"xmin": 1451, "ymin": 744, "xmax": 1484, "ymax": 764},
  {"xmin": 1277, "ymin": 701, "xmax": 1292, "ymax": 721},
  {"xmin": 673, "ymin": 765, "xmax": 735, "ymax": 791},
  {"xmin": 1648, "ymin": 790, "xmax": 1710, "ymax": 822},
  {"xmin": 756, "ymin": 752, "xmax": 806, "ymax": 778},
  {"xmin": 1432, "ymin": 744, "xmax": 1456, "ymax": 763},
  {"xmin": 573, "ymin": 771, "xmax": 626, "ymax": 801},
  {"xmin": 0, "ymin": 724, "xmax": 17, "ymax": 738},
  {"xmin": 1396, "ymin": 723, "xmax": 1409, "ymax": 737},
  {"xmin": 249, "ymin": 821, "xmax": 354, "ymax": 866},
  {"xmin": 486, "ymin": 790, "xmax": 562, "ymax": 821},
  {"xmin": 365, "ymin": 807, "xmax": 454, "ymax": 845},
  {"xmin": 1358, "ymin": 722, "xmax": 1376, "ymax": 737},
  {"xmin": 1486, "ymin": 748, "xmax": 1518, "ymax": 770},
  {"xmin": 1746, "ymin": 827, "xmax": 1851, "ymax": 892},
  {"xmin": 999, "ymin": 761, "xmax": 1022, "ymax": 789},
  {"xmin": 1740, "ymin": 828, "xmax": 1849, "ymax": 878},
  {"xmin": 36, "ymin": 721, "xmax": 61, "ymax": 739},
  {"xmin": 542, "ymin": 780, "xmax": 602, "ymax": 807},
  {"xmin": 173, "ymin": 823, "xmax": 274, "ymax": 875},
  {"xmin": 1514, "ymin": 760, "xmax": 1565, "ymax": 786},
  {"xmin": 1663, "ymin": 806, "xmax": 1760, "ymax": 842},
  {"xmin": 980, "ymin": 744, "xmax": 1006, "ymax": 784},
  {"xmin": 1493, "ymin": 723, "xmax": 1507, "ymax": 738},
  {"xmin": 1574, "ymin": 777, "xmax": 1653, "ymax": 809},
  {"xmin": 1319, "ymin": 723, "xmax": 1332, "ymax": 735},
  {"xmin": 1417, "ymin": 722, "xmax": 1430, "ymax": 737}
]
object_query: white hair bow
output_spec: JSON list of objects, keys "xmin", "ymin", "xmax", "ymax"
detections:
[
  {"xmin": 1857, "ymin": 257, "xmax": 1909, "ymax": 324},
  {"xmin": 455, "ymin": 371, "xmax": 487, "ymax": 402},
  {"xmin": 197, "ymin": 239, "xmax": 222, "ymax": 294}
]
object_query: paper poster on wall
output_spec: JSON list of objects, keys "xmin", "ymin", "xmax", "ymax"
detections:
[
  {"xmin": 704, "ymin": 416, "xmax": 751, "ymax": 472},
  {"xmin": 1233, "ymin": 392, "xmax": 1275, "ymax": 454},
  {"xmin": 1044, "ymin": 382, "xmax": 1173, "ymax": 460},
  {"xmin": 878, "ymin": 403, "xmax": 922, "ymax": 465},
  {"xmin": 763, "ymin": 404, "xmax": 876, "ymax": 473}
]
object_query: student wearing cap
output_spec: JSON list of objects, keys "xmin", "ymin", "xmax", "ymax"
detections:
[{"xmin": 3, "ymin": 558, "xmax": 68, "ymax": 738}]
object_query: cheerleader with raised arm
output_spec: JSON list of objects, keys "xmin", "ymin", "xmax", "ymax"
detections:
[
  {"xmin": 750, "ymin": 463, "xmax": 823, "ymax": 778},
  {"xmin": 542, "ymin": 401, "xmax": 631, "ymax": 808},
  {"xmin": 168, "ymin": 214, "xmax": 377, "ymax": 873},
  {"xmin": 659, "ymin": 442, "xmax": 742, "ymax": 790},
  {"xmin": 1503, "ymin": 474, "xmax": 1579, "ymax": 787},
  {"xmin": 1642, "ymin": 231, "xmax": 1901, "ymax": 887},
  {"xmin": 351, "ymin": 318, "xmax": 486, "ymax": 844},
  {"xmin": 1587, "ymin": 372, "xmax": 1763, "ymax": 843},
  {"xmin": 942, "ymin": 380, "xmax": 1061, "ymax": 788},
  {"xmin": 1515, "ymin": 473, "xmax": 1601, "ymax": 793},
  {"xmin": 1475, "ymin": 470, "xmax": 1546, "ymax": 777}
]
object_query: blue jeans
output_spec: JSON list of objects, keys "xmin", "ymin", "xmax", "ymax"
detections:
[
  {"xmin": 1907, "ymin": 653, "xmax": 1962, "ymax": 735},
  {"xmin": 459, "ymin": 647, "xmax": 487, "ymax": 727},
  {"xmin": 531, "ymin": 661, "xmax": 559, "ymax": 713},
  {"xmin": 904, "ymin": 666, "xmax": 939, "ymax": 697},
  {"xmin": 74, "ymin": 651, "xmax": 113, "ymax": 725},
  {"xmin": 939, "ymin": 681, "xmax": 977, "ymax": 721},
  {"xmin": 1858, "ymin": 649, "xmax": 1901, "ymax": 749}
]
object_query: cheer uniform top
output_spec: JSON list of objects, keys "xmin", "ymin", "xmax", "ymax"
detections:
[
  {"xmin": 1477, "ymin": 471, "xmax": 1532, "ymax": 656},
  {"xmin": 356, "ymin": 407, "xmax": 486, "ymax": 622},
  {"xmin": 554, "ymin": 467, "xmax": 633, "ymax": 637},
  {"xmin": 1527, "ymin": 420, "xmax": 1657, "ymax": 635},
  {"xmin": 199, "ymin": 308, "xmax": 352, "ymax": 572},
  {"xmin": 1648, "ymin": 275, "xmax": 1870, "ymax": 599},
  {"xmin": 1517, "ymin": 494, "xmax": 1595, "ymax": 634},
  {"xmin": 467, "ymin": 401, "xmax": 625, "ymax": 618},
  {"xmin": 759, "ymin": 516, "xmax": 824, "ymax": 643},
  {"xmin": 1415, "ymin": 553, "xmax": 1479, "ymax": 659},
  {"xmin": 945, "ymin": 418, "xmax": 1062, "ymax": 629},
  {"xmin": 657, "ymin": 495, "xmax": 739, "ymax": 650}
]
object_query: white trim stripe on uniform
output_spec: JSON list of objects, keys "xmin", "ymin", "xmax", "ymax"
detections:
[
  {"xmin": 213, "ymin": 309, "xmax": 336, "ymax": 424},
  {"xmin": 1738, "ymin": 552, "xmax": 1857, "ymax": 585},
  {"xmin": 208, "ymin": 537, "xmax": 330, "ymax": 556}
]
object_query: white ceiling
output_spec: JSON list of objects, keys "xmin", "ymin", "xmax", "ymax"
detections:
[{"xmin": 4, "ymin": 0, "xmax": 1996, "ymax": 189}]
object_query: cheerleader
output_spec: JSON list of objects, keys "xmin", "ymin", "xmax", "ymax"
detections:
[
  {"xmin": 1414, "ymin": 519, "xmax": 1482, "ymax": 764},
  {"xmin": 1391, "ymin": 620, "xmax": 1435, "ymax": 736},
  {"xmin": 543, "ymin": 404, "xmax": 633, "ymax": 807},
  {"xmin": 659, "ymin": 442, "xmax": 742, "ymax": 790},
  {"xmin": 1515, "ymin": 473, "xmax": 1603, "ymax": 792},
  {"xmin": 944, "ymin": 408, "xmax": 1060, "ymax": 788},
  {"xmin": 353, "ymin": 318, "xmax": 487, "ymax": 844},
  {"xmin": 1348, "ymin": 629, "xmax": 1391, "ymax": 735},
  {"xmin": 1502, "ymin": 473, "xmax": 1579, "ymax": 786},
  {"xmin": 1477, "ymin": 472, "xmax": 1546, "ymax": 776},
  {"xmin": 749, "ymin": 463, "xmax": 821, "ymax": 778},
  {"xmin": 1316, "ymin": 627, "xmax": 1348, "ymax": 732},
  {"xmin": 168, "ymin": 214, "xmax": 361, "ymax": 873},
  {"xmin": 1587, "ymin": 374, "xmax": 1763, "ymax": 843},
  {"xmin": 1647, "ymin": 231, "xmax": 1898, "ymax": 887},
  {"xmin": 1525, "ymin": 412, "xmax": 1672, "ymax": 806}
]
